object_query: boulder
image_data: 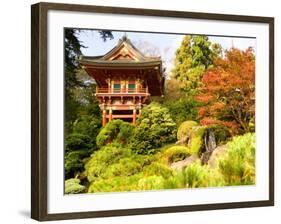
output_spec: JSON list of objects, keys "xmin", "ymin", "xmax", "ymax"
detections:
[
  {"xmin": 170, "ymin": 154, "xmax": 199, "ymax": 171},
  {"xmin": 207, "ymin": 145, "xmax": 227, "ymax": 168}
]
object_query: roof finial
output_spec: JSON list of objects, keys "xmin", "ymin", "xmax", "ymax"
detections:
[{"xmin": 122, "ymin": 32, "xmax": 128, "ymax": 41}]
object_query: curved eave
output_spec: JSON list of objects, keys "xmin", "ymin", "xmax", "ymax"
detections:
[{"xmin": 79, "ymin": 59, "xmax": 162, "ymax": 69}]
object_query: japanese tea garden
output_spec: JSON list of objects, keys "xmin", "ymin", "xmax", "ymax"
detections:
[{"xmin": 64, "ymin": 29, "xmax": 256, "ymax": 194}]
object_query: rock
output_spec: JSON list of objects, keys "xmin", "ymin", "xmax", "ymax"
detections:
[
  {"xmin": 170, "ymin": 154, "xmax": 199, "ymax": 171},
  {"xmin": 200, "ymin": 151, "xmax": 213, "ymax": 165},
  {"xmin": 207, "ymin": 145, "xmax": 227, "ymax": 168},
  {"xmin": 200, "ymin": 128, "xmax": 217, "ymax": 164},
  {"xmin": 175, "ymin": 135, "xmax": 189, "ymax": 145},
  {"xmin": 204, "ymin": 128, "xmax": 216, "ymax": 152}
]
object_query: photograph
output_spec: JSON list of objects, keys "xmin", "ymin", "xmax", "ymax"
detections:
[{"xmin": 64, "ymin": 29, "xmax": 256, "ymax": 194}]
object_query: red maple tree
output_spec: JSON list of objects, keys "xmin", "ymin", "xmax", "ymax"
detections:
[{"xmin": 196, "ymin": 47, "xmax": 255, "ymax": 135}]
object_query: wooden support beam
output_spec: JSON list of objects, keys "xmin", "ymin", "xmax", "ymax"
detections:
[
  {"xmin": 106, "ymin": 114, "xmax": 140, "ymax": 119},
  {"xmin": 102, "ymin": 110, "xmax": 107, "ymax": 126},
  {"xmin": 133, "ymin": 108, "xmax": 136, "ymax": 125},
  {"xmin": 109, "ymin": 108, "xmax": 112, "ymax": 121}
]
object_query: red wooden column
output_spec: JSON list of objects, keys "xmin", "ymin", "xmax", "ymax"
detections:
[
  {"xmin": 107, "ymin": 79, "xmax": 111, "ymax": 93},
  {"xmin": 109, "ymin": 108, "xmax": 113, "ymax": 121},
  {"xmin": 133, "ymin": 108, "xmax": 136, "ymax": 125},
  {"xmin": 102, "ymin": 109, "xmax": 107, "ymax": 126}
]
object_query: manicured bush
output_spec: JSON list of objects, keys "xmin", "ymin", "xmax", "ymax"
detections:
[
  {"xmin": 183, "ymin": 161, "xmax": 225, "ymax": 188},
  {"xmin": 130, "ymin": 102, "xmax": 177, "ymax": 154},
  {"xmin": 88, "ymin": 174, "xmax": 142, "ymax": 193},
  {"xmin": 182, "ymin": 161, "xmax": 209, "ymax": 188},
  {"xmin": 65, "ymin": 178, "xmax": 86, "ymax": 194},
  {"xmin": 160, "ymin": 146, "xmax": 191, "ymax": 164},
  {"xmin": 85, "ymin": 144, "xmax": 132, "ymax": 182},
  {"xmin": 218, "ymin": 133, "xmax": 255, "ymax": 185},
  {"xmin": 130, "ymin": 126, "xmax": 162, "ymax": 154},
  {"xmin": 143, "ymin": 162, "xmax": 174, "ymax": 179},
  {"xmin": 138, "ymin": 175, "xmax": 165, "ymax": 190},
  {"xmin": 189, "ymin": 126, "xmax": 206, "ymax": 154},
  {"xmin": 101, "ymin": 156, "xmax": 152, "ymax": 179},
  {"xmin": 177, "ymin": 120, "xmax": 198, "ymax": 141},
  {"xmin": 163, "ymin": 173, "xmax": 185, "ymax": 189},
  {"xmin": 96, "ymin": 120, "xmax": 134, "ymax": 148}
]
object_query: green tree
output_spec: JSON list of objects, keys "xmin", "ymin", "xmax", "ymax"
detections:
[
  {"xmin": 130, "ymin": 102, "xmax": 177, "ymax": 154},
  {"xmin": 64, "ymin": 29, "xmax": 113, "ymax": 134},
  {"xmin": 65, "ymin": 133, "xmax": 94, "ymax": 178},
  {"xmin": 163, "ymin": 96, "xmax": 199, "ymax": 126},
  {"xmin": 64, "ymin": 29, "xmax": 84, "ymax": 134},
  {"xmin": 172, "ymin": 35, "xmax": 221, "ymax": 94},
  {"xmin": 196, "ymin": 47, "xmax": 255, "ymax": 135},
  {"xmin": 96, "ymin": 120, "xmax": 134, "ymax": 148}
]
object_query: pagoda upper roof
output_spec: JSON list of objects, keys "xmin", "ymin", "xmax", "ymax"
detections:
[
  {"xmin": 79, "ymin": 34, "xmax": 161, "ymax": 66},
  {"xmin": 79, "ymin": 35, "xmax": 165, "ymax": 96}
]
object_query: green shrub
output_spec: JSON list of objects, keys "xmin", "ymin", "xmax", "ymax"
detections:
[
  {"xmin": 189, "ymin": 126, "xmax": 206, "ymax": 154},
  {"xmin": 65, "ymin": 133, "xmax": 94, "ymax": 179},
  {"xmin": 101, "ymin": 156, "xmax": 152, "ymax": 179},
  {"xmin": 218, "ymin": 133, "xmax": 255, "ymax": 185},
  {"xmin": 160, "ymin": 146, "xmax": 191, "ymax": 164},
  {"xmin": 177, "ymin": 120, "xmax": 198, "ymax": 141},
  {"xmin": 73, "ymin": 115, "xmax": 101, "ymax": 143},
  {"xmin": 138, "ymin": 175, "xmax": 165, "ymax": 190},
  {"xmin": 163, "ymin": 173, "xmax": 185, "ymax": 189},
  {"xmin": 176, "ymin": 121, "xmax": 206, "ymax": 155},
  {"xmin": 88, "ymin": 174, "xmax": 142, "ymax": 193},
  {"xmin": 65, "ymin": 178, "xmax": 86, "ymax": 194},
  {"xmin": 143, "ymin": 162, "xmax": 174, "ymax": 179},
  {"xmin": 65, "ymin": 149, "xmax": 92, "ymax": 178},
  {"xmin": 96, "ymin": 120, "xmax": 134, "ymax": 148},
  {"xmin": 181, "ymin": 161, "xmax": 224, "ymax": 188},
  {"xmin": 85, "ymin": 144, "xmax": 131, "ymax": 182},
  {"xmin": 182, "ymin": 161, "xmax": 209, "ymax": 188},
  {"xmin": 210, "ymin": 124, "xmax": 231, "ymax": 144},
  {"xmin": 65, "ymin": 133, "xmax": 93, "ymax": 152},
  {"xmin": 130, "ymin": 126, "xmax": 162, "ymax": 154},
  {"xmin": 130, "ymin": 102, "xmax": 177, "ymax": 154}
]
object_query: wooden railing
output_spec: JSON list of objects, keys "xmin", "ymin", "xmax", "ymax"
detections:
[{"xmin": 96, "ymin": 87, "xmax": 149, "ymax": 94}]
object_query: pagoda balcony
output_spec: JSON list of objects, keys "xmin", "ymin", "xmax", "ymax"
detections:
[{"xmin": 95, "ymin": 87, "xmax": 150, "ymax": 96}]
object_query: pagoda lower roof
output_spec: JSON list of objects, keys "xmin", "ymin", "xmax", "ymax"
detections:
[{"xmin": 79, "ymin": 57, "xmax": 161, "ymax": 69}]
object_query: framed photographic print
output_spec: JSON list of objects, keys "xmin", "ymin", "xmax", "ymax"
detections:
[{"xmin": 31, "ymin": 2, "xmax": 274, "ymax": 221}]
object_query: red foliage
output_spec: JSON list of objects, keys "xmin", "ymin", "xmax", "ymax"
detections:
[
  {"xmin": 200, "ymin": 117, "xmax": 220, "ymax": 126},
  {"xmin": 196, "ymin": 47, "xmax": 255, "ymax": 135}
]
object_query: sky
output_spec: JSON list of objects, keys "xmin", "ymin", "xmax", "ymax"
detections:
[{"xmin": 77, "ymin": 30, "xmax": 256, "ymax": 76}]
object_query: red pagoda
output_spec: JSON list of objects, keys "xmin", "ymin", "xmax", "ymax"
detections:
[{"xmin": 79, "ymin": 35, "xmax": 165, "ymax": 126}]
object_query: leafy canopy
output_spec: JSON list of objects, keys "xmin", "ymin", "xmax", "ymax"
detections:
[
  {"xmin": 172, "ymin": 35, "xmax": 221, "ymax": 94},
  {"xmin": 196, "ymin": 47, "xmax": 255, "ymax": 135}
]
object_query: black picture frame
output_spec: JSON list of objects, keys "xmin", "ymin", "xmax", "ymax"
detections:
[{"xmin": 31, "ymin": 2, "xmax": 274, "ymax": 221}]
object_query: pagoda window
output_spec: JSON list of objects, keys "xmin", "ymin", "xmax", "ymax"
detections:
[
  {"xmin": 128, "ymin": 83, "xmax": 136, "ymax": 93},
  {"xmin": 113, "ymin": 83, "xmax": 121, "ymax": 93}
]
